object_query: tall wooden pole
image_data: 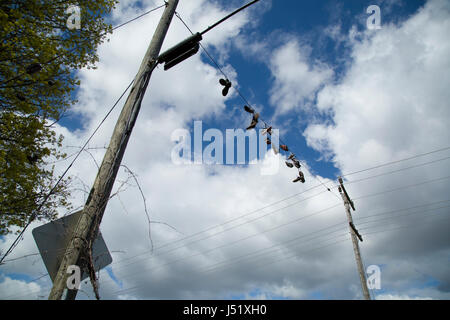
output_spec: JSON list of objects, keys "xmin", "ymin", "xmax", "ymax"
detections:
[
  {"xmin": 48, "ymin": 0, "xmax": 180, "ymax": 300},
  {"xmin": 339, "ymin": 177, "xmax": 371, "ymax": 300}
]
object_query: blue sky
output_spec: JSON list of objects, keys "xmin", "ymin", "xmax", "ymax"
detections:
[
  {"xmin": 1, "ymin": 0, "xmax": 449, "ymax": 300},
  {"xmin": 175, "ymin": 0, "xmax": 426, "ymax": 179}
]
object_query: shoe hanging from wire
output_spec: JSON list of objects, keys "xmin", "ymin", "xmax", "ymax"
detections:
[{"xmin": 219, "ymin": 78, "xmax": 232, "ymax": 96}]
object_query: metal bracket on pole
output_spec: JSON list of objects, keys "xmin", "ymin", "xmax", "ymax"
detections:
[
  {"xmin": 339, "ymin": 177, "xmax": 355, "ymax": 211},
  {"xmin": 349, "ymin": 222, "xmax": 363, "ymax": 242}
]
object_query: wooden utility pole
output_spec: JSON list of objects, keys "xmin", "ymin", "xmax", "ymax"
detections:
[
  {"xmin": 338, "ymin": 177, "xmax": 371, "ymax": 300},
  {"xmin": 48, "ymin": 0, "xmax": 180, "ymax": 300}
]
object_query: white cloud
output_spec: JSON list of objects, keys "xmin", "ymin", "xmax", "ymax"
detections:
[
  {"xmin": 305, "ymin": 0, "xmax": 450, "ymax": 174},
  {"xmin": 0, "ymin": 276, "xmax": 43, "ymax": 300},
  {"xmin": 269, "ymin": 40, "xmax": 334, "ymax": 115}
]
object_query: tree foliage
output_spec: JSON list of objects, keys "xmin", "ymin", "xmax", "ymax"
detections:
[{"xmin": 0, "ymin": 0, "xmax": 117, "ymax": 235}]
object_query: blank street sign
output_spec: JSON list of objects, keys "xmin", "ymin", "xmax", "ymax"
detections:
[{"xmin": 32, "ymin": 211, "xmax": 112, "ymax": 282}]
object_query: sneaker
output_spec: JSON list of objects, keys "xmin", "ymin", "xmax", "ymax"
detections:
[{"xmin": 285, "ymin": 161, "xmax": 294, "ymax": 168}]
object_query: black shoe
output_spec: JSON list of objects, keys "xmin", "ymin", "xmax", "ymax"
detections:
[
  {"xmin": 244, "ymin": 105, "xmax": 255, "ymax": 114},
  {"xmin": 220, "ymin": 78, "xmax": 232, "ymax": 96}
]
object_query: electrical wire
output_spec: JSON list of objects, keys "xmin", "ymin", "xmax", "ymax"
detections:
[
  {"xmin": 103, "ymin": 177, "xmax": 450, "ymax": 296},
  {"xmin": 0, "ymin": 183, "xmax": 323, "ymax": 268},
  {"xmin": 111, "ymin": 4, "xmax": 167, "ymax": 32},
  {"xmin": 227, "ymin": 212, "xmax": 450, "ymax": 289},
  {"xmin": 98, "ymin": 179, "xmax": 450, "ymax": 294},
  {"xmin": 341, "ymin": 146, "xmax": 450, "ymax": 178},
  {"xmin": 10, "ymin": 208, "xmax": 446, "ymax": 300},
  {"xmin": 353, "ymin": 175, "xmax": 450, "ymax": 201},
  {"xmin": 362, "ymin": 215, "xmax": 450, "ymax": 237},
  {"xmin": 102, "ymin": 190, "xmax": 334, "ymax": 275},
  {"xmin": 4, "ymin": 157, "xmax": 448, "ymax": 298},
  {"xmin": 13, "ymin": 206, "xmax": 447, "ymax": 300},
  {"xmin": 94, "ymin": 183, "xmax": 326, "ymax": 270},
  {"xmin": 342, "ymin": 156, "xmax": 450, "ymax": 187},
  {"xmin": 356, "ymin": 204, "xmax": 450, "ymax": 227},
  {"xmin": 4, "ymin": 194, "xmax": 449, "ymax": 299},
  {"xmin": 9, "ymin": 164, "xmax": 447, "ymax": 292},
  {"xmin": 5, "ymin": 150, "xmax": 447, "ymax": 270},
  {"xmin": 198, "ymin": 200, "xmax": 450, "ymax": 276}
]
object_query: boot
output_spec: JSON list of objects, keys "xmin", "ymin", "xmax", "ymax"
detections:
[
  {"xmin": 246, "ymin": 113, "xmax": 259, "ymax": 130},
  {"xmin": 244, "ymin": 105, "xmax": 255, "ymax": 114}
]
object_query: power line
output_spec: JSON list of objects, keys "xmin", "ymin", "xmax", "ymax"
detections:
[
  {"xmin": 6, "ymin": 147, "xmax": 446, "ymax": 268},
  {"xmin": 361, "ymin": 215, "xmax": 450, "ymax": 237},
  {"xmin": 342, "ymin": 156, "xmax": 450, "ymax": 187},
  {"xmin": 356, "ymin": 203, "xmax": 450, "ymax": 225},
  {"xmin": 202, "ymin": 200, "xmax": 450, "ymax": 275},
  {"xmin": 113, "ymin": 233, "xmax": 352, "ymax": 297},
  {"xmin": 0, "ymin": 184, "xmax": 323, "ymax": 268},
  {"xmin": 200, "ymin": 224, "xmax": 349, "ymax": 275},
  {"xmin": 7, "ymin": 171, "xmax": 450, "ymax": 299},
  {"xmin": 358, "ymin": 207, "xmax": 450, "ymax": 232},
  {"xmin": 7, "ymin": 153, "xmax": 450, "ymax": 298},
  {"xmin": 101, "ymin": 177, "xmax": 450, "ymax": 294},
  {"xmin": 111, "ymin": 4, "xmax": 167, "ymax": 31},
  {"xmin": 5, "ymin": 195, "xmax": 449, "ymax": 299},
  {"xmin": 228, "ymin": 212, "xmax": 450, "ymax": 285},
  {"xmin": 341, "ymin": 146, "xmax": 450, "ymax": 178},
  {"xmin": 200, "ymin": 0, "xmax": 261, "ymax": 36},
  {"xmin": 112, "ymin": 229, "xmax": 351, "ymax": 296},
  {"xmin": 95, "ymin": 184, "xmax": 326, "ymax": 270},
  {"xmin": 4, "ymin": 155, "xmax": 448, "ymax": 290},
  {"xmin": 10, "ymin": 209, "xmax": 446, "ymax": 300},
  {"xmin": 100, "ymin": 177, "xmax": 450, "ymax": 292},
  {"xmin": 11, "ymin": 198, "xmax": 449, "ymax": 298},
  {"xmin": 101, "ymin": 190, "xmax": 334, "ymax": 274},
  {"xmin": 10, "ymin": 207, "xmax": 447, "ymax": 300},
  {"xmin": 353, "ymin": 175, "xmax": 450, "ymax": 201},
  {"xmin": 21, "ymin": 168, "xmax": 446, "ymax": 283},
  {"xmin": 139, "ymin": 150, "xmax": 450, "ymax": 268}
]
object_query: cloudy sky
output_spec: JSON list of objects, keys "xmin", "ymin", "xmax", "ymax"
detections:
[{"xmin": 1, "ymin": 0, "xmax": 450, "ymax": 300}]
